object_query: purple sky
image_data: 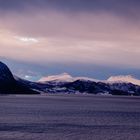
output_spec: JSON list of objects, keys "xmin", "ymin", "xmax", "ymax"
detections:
[{"xmin": 0, "ymin": 0, "xmax": 140, "ymax": 81}]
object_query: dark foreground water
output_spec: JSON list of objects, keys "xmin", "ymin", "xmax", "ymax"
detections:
[{"xmin": 0, "ymin": 94, "xmax": 139, "ymax": 140}]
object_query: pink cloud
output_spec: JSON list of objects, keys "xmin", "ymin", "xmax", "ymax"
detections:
[{"xmin": 0, "ymin": 9, "xmax": 140, "ymax": 68}]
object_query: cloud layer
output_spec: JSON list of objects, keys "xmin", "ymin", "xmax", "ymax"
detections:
[{"xmin": 0, "ymin": 0, "xmax": 140, "ymax": 80}]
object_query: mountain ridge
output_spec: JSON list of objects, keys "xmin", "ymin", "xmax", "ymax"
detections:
[
  {"xmin": 38, "ymin": 73, "xmax": 140, "ymax": 86},
  {"xmin": 0, "ymin": 61, "xmax": 140, "ymax": 96}
]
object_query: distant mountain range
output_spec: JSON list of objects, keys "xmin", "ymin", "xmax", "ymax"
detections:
[
  {"xmin": 39, "ymin": 73, "xmax": 140, "ymax": 86},
  {"xmin": 36, "ymin": 73, "xmax": 140, "ymax": 96},
  {"xmin": 0, "ymin": 61, "xmax": 140, "ymax": 96}
]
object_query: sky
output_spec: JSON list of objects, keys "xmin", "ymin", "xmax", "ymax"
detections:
[{"xmin": 0, "ymin": 0, "xmax": 140, "ymax": 81}]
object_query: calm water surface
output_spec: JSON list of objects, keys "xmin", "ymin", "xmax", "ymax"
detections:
[{"xmin": 0, "ymin": 94, "xmax": 139, "ymax": 140}]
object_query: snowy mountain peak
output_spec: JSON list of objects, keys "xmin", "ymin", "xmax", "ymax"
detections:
[
  {"xmin": 38, "ymin": 73, "xmax": 99, "ymax": 83},
  {"xmin": 38, "ymin": 73, "xmax": 74, "ymax": 83},
  {"xmin": 107, "ymin": 75, "xmax": 140, "ymax": 86}
]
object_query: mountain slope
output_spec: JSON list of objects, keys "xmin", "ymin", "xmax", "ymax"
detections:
[
  {"xmin": 107, "ymin": 75, "xmax": 140, "ymax": 86},
  {"xmin": 0, "ymin": 61, "xmax": 39, "ymax": 94}
]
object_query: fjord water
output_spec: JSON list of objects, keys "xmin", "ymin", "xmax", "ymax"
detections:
[{"xmin": 0, "ymin": 95, "xmax": 139, "ymax": 140}]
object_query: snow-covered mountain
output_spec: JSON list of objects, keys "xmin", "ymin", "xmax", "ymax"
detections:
[
  {"xmin": 36, "ymin": 73, "xmax": 140, "ymax": 95},
  {"xmin": 39, "ymin": 73, "xmax": 140, "ymax": 86},
  {"xmin": 38, "ymin": 73, "xmax": 74, "ymax": 83},
  {"xmin": 107, "ymin": 75, "xmax": 140, "ymax": 86},
  {"xmin": 38, "ymin": 73, "xmax": 99, "ymax": 83}
]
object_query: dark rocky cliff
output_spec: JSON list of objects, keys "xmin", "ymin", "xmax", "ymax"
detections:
[{"xmin": 0, "ymin": 61, "xmax": 39, "ymax": 94}]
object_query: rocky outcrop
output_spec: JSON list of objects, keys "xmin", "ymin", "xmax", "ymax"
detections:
[{"xmin": 0, "ymin": 61, "xmax": 39, "ymax": 94}]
